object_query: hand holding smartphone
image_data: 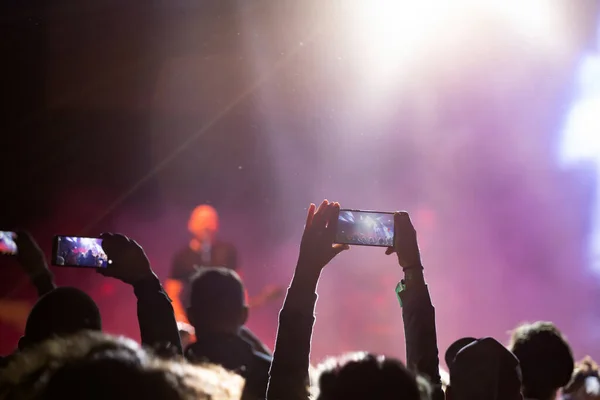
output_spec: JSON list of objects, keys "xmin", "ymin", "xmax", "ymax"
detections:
[
  {"xmin": 51, "ymin": 235, "xmax": 110, "ymax": 268},
  {"xmin": 334, "ymin": 209, "xmax": 395, "ymax": 248},
  {"xmin": 0, "ymin": 231, "xmax": 18, "ymax": 255}
]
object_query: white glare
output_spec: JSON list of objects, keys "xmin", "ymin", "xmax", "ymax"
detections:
[
  {"xmin": 347, "ymin": 0, "xmax": 564, "ymax": 92},
  {"xmin": 488, "ymin": 0, "xmax": 560, "ymax": 45},
  {"xmin": 560, "ymin": 51, "xmax": 600, "ymax": 272},
  {"xmin": 347, "ymin": 0, "xmax": 455, "ymax": 86},
  {"xmin": 560, "ymin": 97, "xmax": 600, "ymax": 164}
]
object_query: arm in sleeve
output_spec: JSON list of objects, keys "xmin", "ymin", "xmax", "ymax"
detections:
[
  {"xmin": 133, "ymin": 276, "xmax": 183, "ymax": 357},
  {"xmin": 267, "ymin": 272, "xmax": 318, "ymax": 400},
  {"xmin": 32, "ymin": 273, "xmax": 56, "ymax": 297},
  {"xmin": 399, "ymin": 270, "xmax": 444, "ymax": 400}
]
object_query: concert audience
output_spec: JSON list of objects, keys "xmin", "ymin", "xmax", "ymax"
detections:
[
  {"xmin": 0, "ymin": 232, "xmax": 182, "ymax": 367},
  {"xmin": 184, "ymin": 267, "xmax": 271, "ymax": 399},
  {"xmin": 0, "ymin": 202, "xmax": 589, "ymax": 400}
]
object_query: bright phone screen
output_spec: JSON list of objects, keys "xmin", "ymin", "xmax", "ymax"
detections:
[
  {"xmin": 335, "ymin": 210, "xmax": 394, "ymax": 247},
  {"xmin": 53, "ymin": 236, "xmax": 108, "ymax": 268}
]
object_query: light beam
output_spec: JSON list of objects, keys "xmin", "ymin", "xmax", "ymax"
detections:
[{"xmin": 559, "ymin": 43, "xmax": 600, "ymax": 272}]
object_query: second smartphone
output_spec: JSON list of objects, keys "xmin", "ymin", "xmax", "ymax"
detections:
[{"xmin": 51, "ymin": 235, "xmax": 109, "ymax": 268}]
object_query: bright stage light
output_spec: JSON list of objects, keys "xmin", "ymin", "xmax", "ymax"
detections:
[
  {"xmin": 561, "ymin": 97, "xmax": 600, "ymax": 163},
  {"xmin": 560, "ymin": 55, "xmax": 600, "ymax": 166},
  {"xmin": 559, "ymin": 49, "xmax": 600, "ymax": 272},
  {"xmin": 487, "ymin": 0, "xmax": 561, "ymax": 46},
  {"xmin": 346, "ymin": 0, "xmax": 456, "ymax": 86},
  {"xmin": 345, "ymin": 0, "xmax": 565, "ymax": 89}
]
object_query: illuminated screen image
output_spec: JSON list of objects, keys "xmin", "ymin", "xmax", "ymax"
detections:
[
  {"xmin": 0, "ymin": 231, "xmax": 17, "ymax": 255},
  {"xmin": 54, "ymin": 236, "xmax": 108, "ymax": 268},
  {"xmin": 335, "ymin": 210, "xmax": 394, "ymax": 247}
]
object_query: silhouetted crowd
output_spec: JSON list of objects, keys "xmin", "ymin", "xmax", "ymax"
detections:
[{"xmin": 0, "ymin": 200, "xmax": 596, "ymax": 400}]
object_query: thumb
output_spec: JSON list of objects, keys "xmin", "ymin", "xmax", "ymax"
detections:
[
  {"xmin": 332, "ymin": 243, "xmax": 350, "ymax": 256},
  {"xmin": 385, "ymin": 246, "xmax": 395, "ymax": 255}
]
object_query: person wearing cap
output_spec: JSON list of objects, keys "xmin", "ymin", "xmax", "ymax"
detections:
[{"xmin": 445, "ymin": 337, "xmax": 523, "ymax": 400}]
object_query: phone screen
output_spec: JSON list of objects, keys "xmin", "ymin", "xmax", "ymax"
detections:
[
  {"xmin": 335, "ymin": 210, "xmax": 395, "ymax": 247},
  {"xmin": 52, "ymin": 236, "xmax": 109, "ymax": 268},
  {"xmin": 0, "ymin": 231, "xmax": 18, "ymax": 255}
]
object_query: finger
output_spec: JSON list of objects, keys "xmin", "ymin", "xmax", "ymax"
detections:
[
  {"xmin": 99, "ymin": 233, "xmax": 113, "ymax": 248},
  {"xmin": 324, "ymin": 203, "xmax": 340, "ymax": 239},
  {"xmin": 394, "ymin": 212, "xmax": 403, "ymax": 226},
  {"xmin": 315, "ymin": 200, "xmax": 329, "ymax": 218},
  {"xmin": 395, "ymin": 211, "xmax": 415, "ymax": 231},
  {"xmin": 327, "ymin": 202, "xmax": 341, "ymax": 226},
  {"xmin": 305, "ymin": 203, "xmax": 316, "ymax": 230},
  {"xmin": 112, "ymin": 233, "xmax": 130, "ymax": 245},
  {"xmin": 313, "ymin": 200, "xmax": 329, "ymax": 229},
  {"xmin": 131, "ymin": 239, "xmax": 144, "ymax": 251},
  {"xmin": 100, "ymin": 233, "xmax": 116, "ymax": 255},
  {"xmin": 385, "ymin": 247, "xmax": 395, "ymax": 255}
]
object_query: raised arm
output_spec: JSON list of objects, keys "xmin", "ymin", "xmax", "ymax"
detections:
[
  {"xmin": 99, "ymin": 233, "xmax": 182, "ymax": 357},
  {"xmin": 15, "ymin": 232, "xmax": 56, "ymax": 297},
  {"xmin": 267, "ymin": 200, "xmax": 348, "ymax": 400},
  {"xmin": 386, "ymin": 212, "xmax": 443, "ymax": 400}
]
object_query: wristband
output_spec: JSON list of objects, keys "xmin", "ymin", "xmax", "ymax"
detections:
[
  {"xmin": 395, "ymin": 280, "xmax": 406, "ymax": 308},
  {"xmin": 402, "ymin": 264, "xmax": 424, "ymax": 271},
  {"xmin": 403, "ymin": 267, "xmax": 425, "ymax": 284}
]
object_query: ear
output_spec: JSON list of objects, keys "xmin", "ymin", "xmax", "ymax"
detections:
[
  {"xmin": 18, "ymin": 336, "xmax": 29, "ymax": 351},
  {"xmin": 445, "ymin": 385, "xmax": 453, "ymax": 400},
  {"xmin": 240, "ymin": 306, "xmax": 249, "ymax": 326}
]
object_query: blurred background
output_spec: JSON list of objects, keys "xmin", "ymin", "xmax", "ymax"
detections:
[{"xmin": 1, "ymin": 0, "xmax": 600, "ymax": 366}]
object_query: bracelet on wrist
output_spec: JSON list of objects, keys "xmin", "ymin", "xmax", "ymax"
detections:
[{"xmin": 402, "ymin": 264, "xmax": 423, "ymax": 271}]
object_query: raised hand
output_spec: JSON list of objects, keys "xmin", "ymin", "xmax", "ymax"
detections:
[
  {"xmin": 15, "ymin": 231, "xmax": 50, "ymax": 280},
  {"xmin": 384, "ymin": 212, "xmax": 422, "ymax": 270},
  {"xmin": 297, "ymin": 200, "xmax": 349, "ymax": 275},
  {"xmin": 565, "ymin": 357, "xmax": 600, "ymax": 400},
  {"xmin": 98, "ymin": 233, "xmax": 155, "ymax": 285}
]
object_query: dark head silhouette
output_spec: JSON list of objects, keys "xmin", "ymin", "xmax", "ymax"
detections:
[
  {"xmin": 19, "ymin": 287, "xmax": 102, "ymax": 350},
  {"xmin": 509, "ymin": 321, "xmax": 574, "ymax": 400},
  {"xmin": 315, "ymin": 352, "xmax": 421, "ymax": 400},
  {"xmin": 187, "ymin": 267, "xmax": 247, "ymax": 334}
]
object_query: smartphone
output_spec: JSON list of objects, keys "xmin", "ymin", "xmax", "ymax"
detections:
[
  {"xmin": 0, "ymin": 231, "xmax": 18, "ymax": 255},
  {"xmin": 334, "ymin": 209, "xmax": 395, "ymax": 247},
  {"xmin": 51, "ymin": 235, "xmax": 109, "ymax": 268}
]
